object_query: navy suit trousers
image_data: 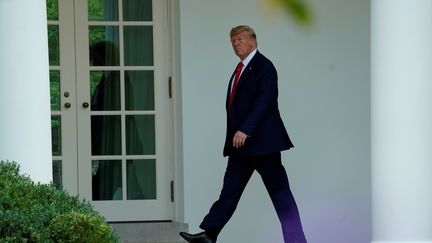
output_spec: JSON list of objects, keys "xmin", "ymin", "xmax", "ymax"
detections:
[{"xmin": 199, "ymin": 153, "xmax": 307, "ymax": 243}]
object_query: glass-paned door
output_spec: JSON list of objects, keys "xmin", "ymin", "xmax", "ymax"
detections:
[
  {"xmin": 76, "ymin": 0, "xmax": 172, "ymax": 221},
  {"xmin": 47, "ymin": 0, "xmax": 79, "ymax": 193},
  {"xmin": 48, "ymin": 0, "xmax": 173, "ymax": 221}
]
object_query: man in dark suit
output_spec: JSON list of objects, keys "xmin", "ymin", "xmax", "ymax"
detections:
[{"xmin": 180, "ymin": 25, "xmax": 307, "ymax": 243}]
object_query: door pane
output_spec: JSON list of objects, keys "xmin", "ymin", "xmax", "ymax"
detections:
[
  {"xmin": 127, "ymin": 159, "xmax": 156, "ymax": 200},
  {"xmin": 47, "ymin": 0, "xmax": 62, "ymax": 194},
  {"xmin": 123, "ymin": 0, "xmax": 152, "ymax": 21},
  {"xmin": 50, "ymin": 70, "xmax": 61, "ymax": 111},
  {"xmin": 48, "ymin": 25, "xmax": 60, "ymax": 66},
  {"xmin": 126, "ymin": 115, "xmax": 155, "ymax": 155},
  {"xmin": 89, "ymin": 26, "xmax": 119, "ymax": 66},
  {"xmin": 125, "ymin": 71, "xmax": 154, "ymax": 110},
  {"xmin": 51, "ymin": 116, "xmax": 62, "ymax": 156},
  {"xmin": 46, "ymin": 0, "xmax": 58, "ymax": 20},
  {"xmin": 90, "ymin": 71, "xmax": 120, "ymax": 110},
  {"xmin": 88, "ymin": 0, "xmax": 118, "ymax": 21},
  {"xmin": 124, "ymin": 26, "xmax": 153, "ymax": 66},
  {"xmin": 92, "ymin": 160, "xmax": 122, "ymax": 200},
  {"xmin": 91, "ymin": 115, "xmax": 121, "ymax": 155},
  {"xmin": 52, "ymin": 160, "xmax": 62, "ymax": 188}
]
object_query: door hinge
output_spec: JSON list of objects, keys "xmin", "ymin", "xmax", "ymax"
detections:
[
  {"xmin": 170, "ymin": 180, "xmax": 174, "ymax": 202},
  {"xmin": 168, "ymin": 76, "xmax": 173, "ymax": 99}
]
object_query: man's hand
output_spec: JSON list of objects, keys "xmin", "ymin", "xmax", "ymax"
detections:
[{"xmin": 233, "ymin": 130, "xmax": 248, "ymax": 148}]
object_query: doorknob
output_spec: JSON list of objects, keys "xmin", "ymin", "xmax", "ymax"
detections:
[
  {"xmin": 82, "ymin": 102, "xmax": 89, "ymax": 108},
  {"xmin": 64, "ymin": 102, "xmax": 71, "ymax": 108}
]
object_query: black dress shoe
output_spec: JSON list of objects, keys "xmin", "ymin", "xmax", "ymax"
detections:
[{"xmin": 179, "ymin": 231, "xmax": 215, "ymax": 243}]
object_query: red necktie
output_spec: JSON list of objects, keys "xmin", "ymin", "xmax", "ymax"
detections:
[{"xmin": 229, "ymin": 62, "xmax": 244, "ymax": 108}]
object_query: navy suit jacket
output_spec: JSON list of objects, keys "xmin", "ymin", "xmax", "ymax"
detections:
[{"xmin": 223, "ymin": 51, "xmax": 294, "ymax": 157}]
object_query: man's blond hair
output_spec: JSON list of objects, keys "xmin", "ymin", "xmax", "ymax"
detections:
[{"xmin": 230, "ymin": 25, "xmax": 257, "ymax": 41}]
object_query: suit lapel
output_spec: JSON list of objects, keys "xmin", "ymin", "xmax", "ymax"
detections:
[
  {"xmin": 226, "ymin": 51, "xmax": 261, "ymax": 109},
  {"xmin": 226, "ymin": 69, "xmax": 237, "ymax": 109},
  {"xmin": 234, "ymin": 51, "xmax": 260, "ymax": 94}
]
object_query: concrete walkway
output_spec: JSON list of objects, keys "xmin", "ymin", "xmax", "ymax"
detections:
[{"xmin": 110, "ymin": 222, "xmax": 188, "ymax": 243}]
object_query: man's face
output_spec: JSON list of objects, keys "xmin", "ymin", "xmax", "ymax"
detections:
[{"xmin": 231, "ymin": 31, "xmax": 256, "ymax": 60}]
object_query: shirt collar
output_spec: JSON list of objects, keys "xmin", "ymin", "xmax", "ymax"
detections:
[{"xmin": 241, "ymin": 49, "xmax": 257, "ymax": 67}]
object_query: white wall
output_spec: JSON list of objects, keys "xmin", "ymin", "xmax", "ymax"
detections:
[
  {"xmin": 179, "ymin": 0, "xmax": 370, "ymax": 242},
  {"xmin": 0, "ymin": 0, "xmax": 52, "ymax": 183}
]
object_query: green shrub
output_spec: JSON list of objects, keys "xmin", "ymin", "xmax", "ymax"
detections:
[{"xmin": 0, "ymin": 161, "xmax": 119, "ymax": 242}]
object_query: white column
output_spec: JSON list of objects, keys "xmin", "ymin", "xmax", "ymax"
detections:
[
  {"xmin": 0, "ymin": 0, "xmax": 52, "ymax": 183},
  {"xmin": 371, "ymin": 0, "xmax": 432, "ymax": 242}
]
